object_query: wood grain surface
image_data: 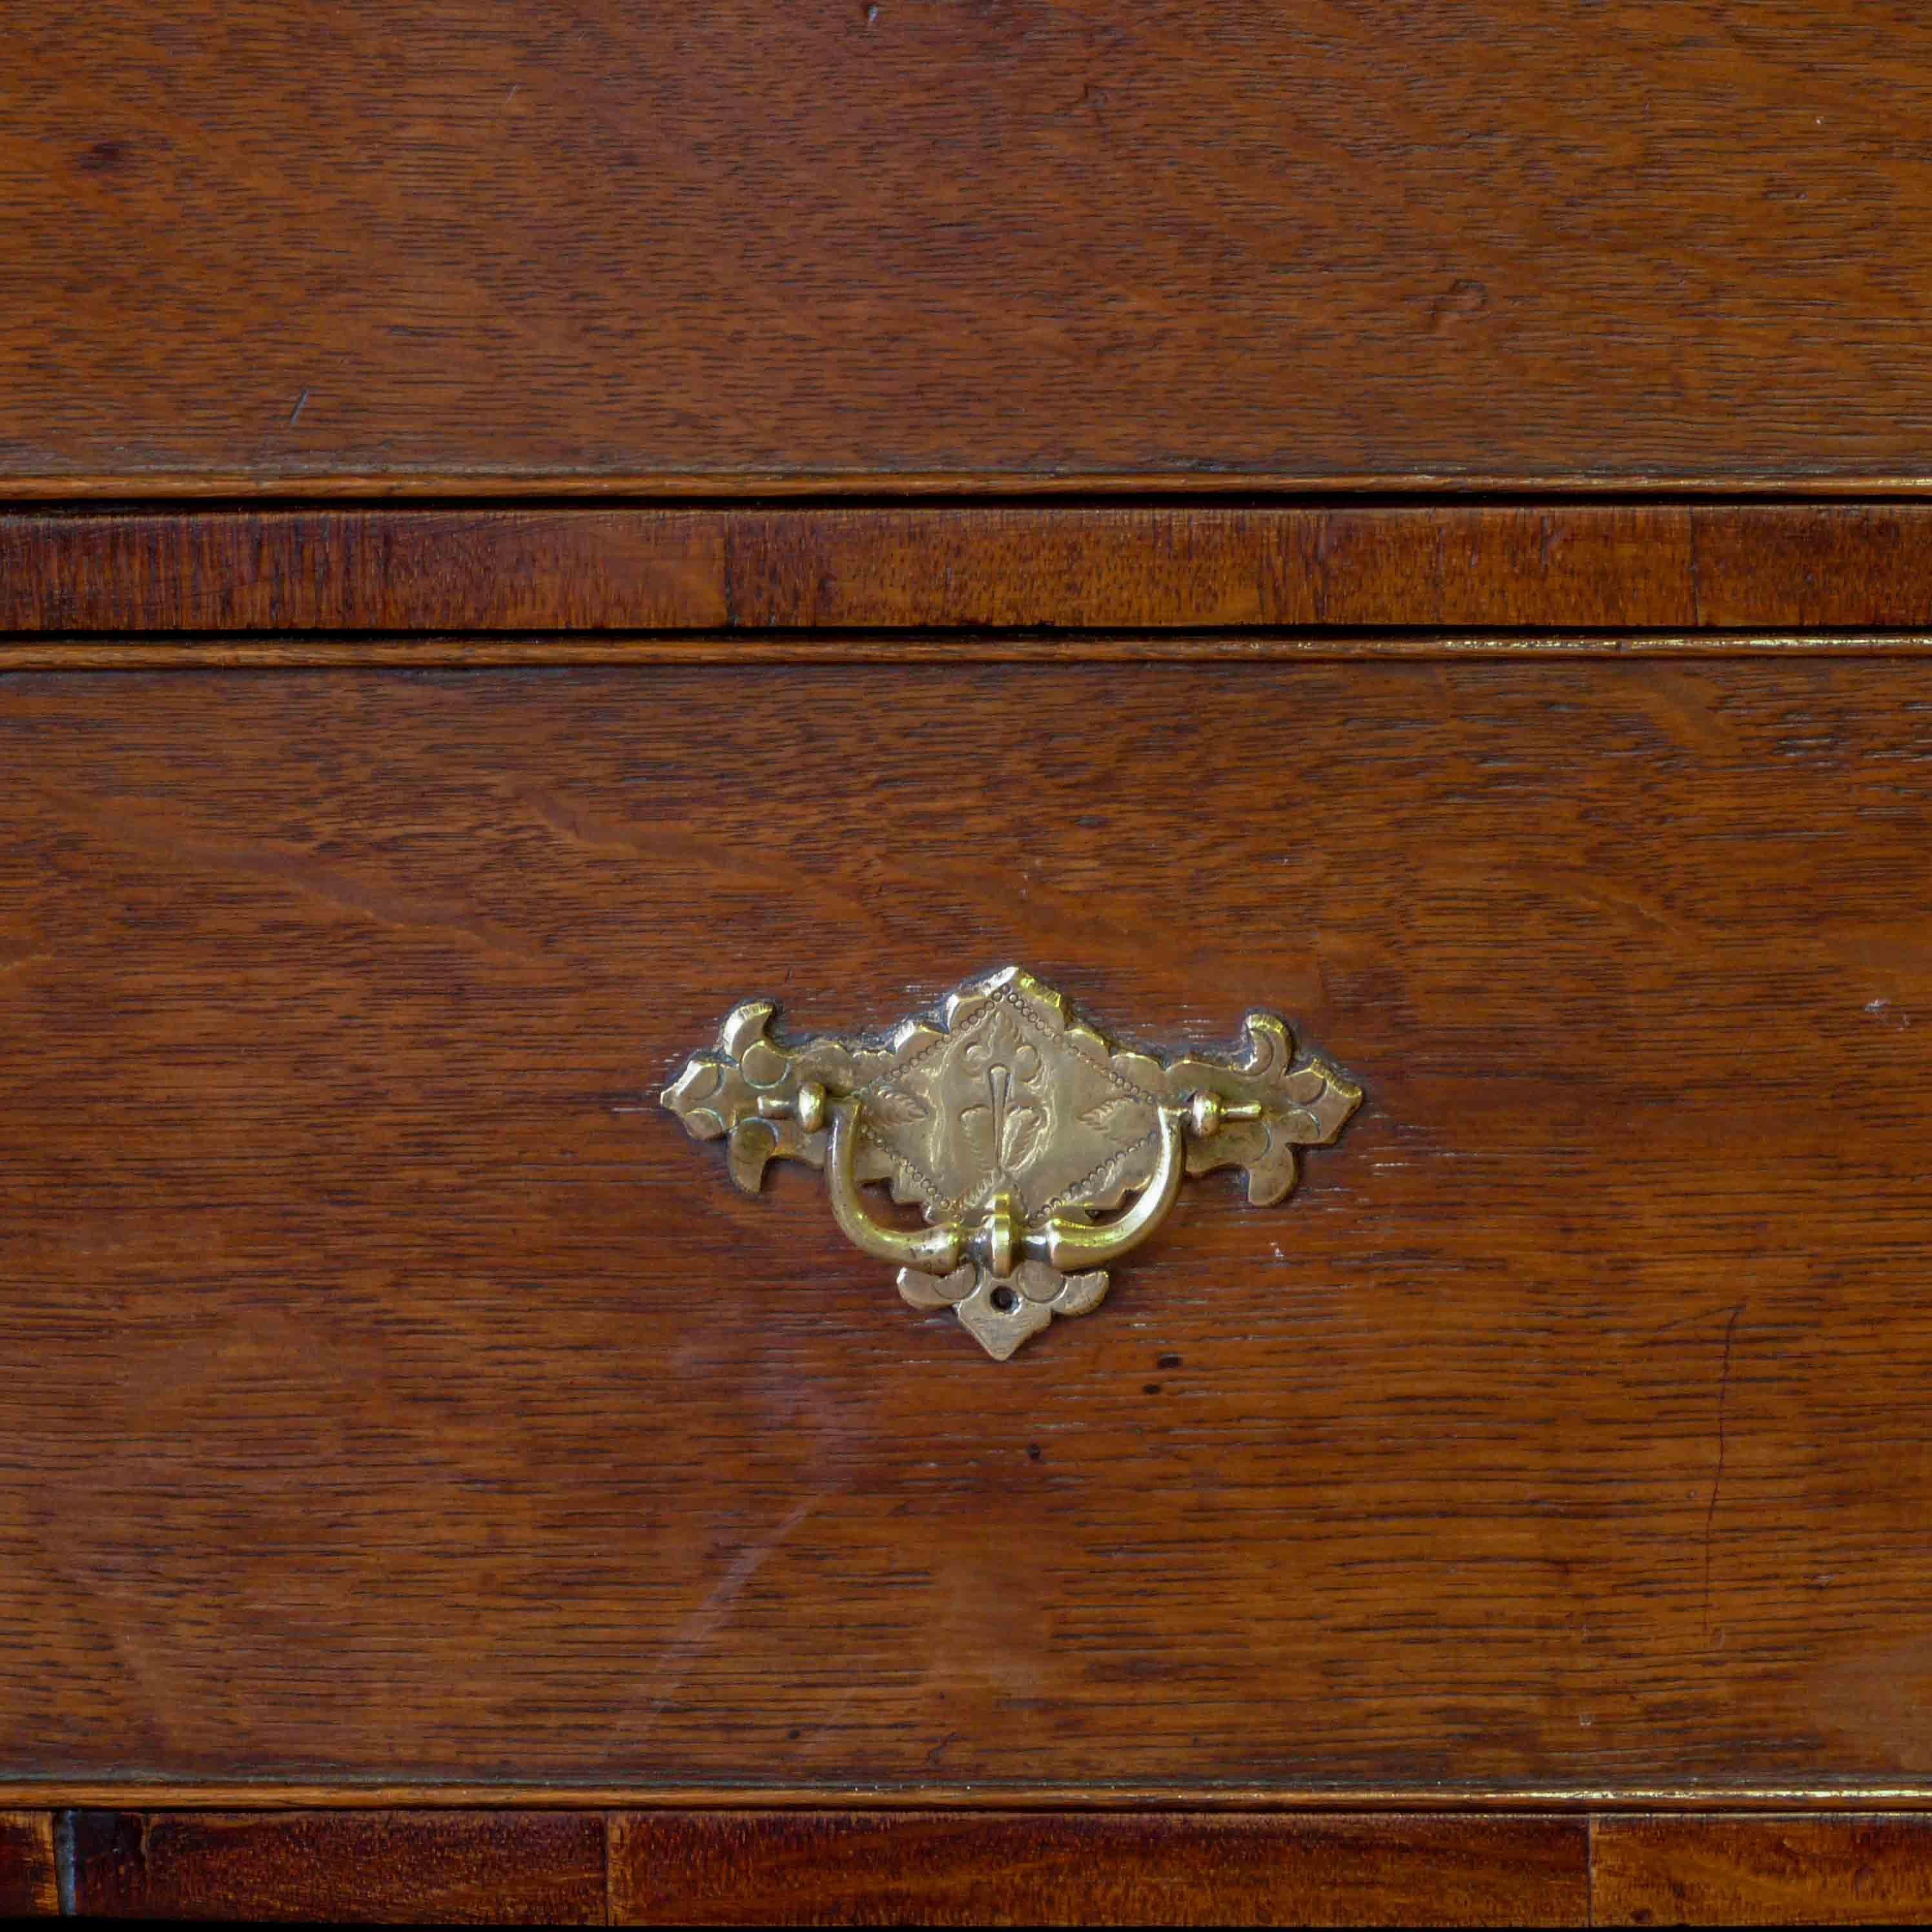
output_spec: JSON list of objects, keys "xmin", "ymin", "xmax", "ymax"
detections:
[
  {"xmin": 0, "ymin": 1814, "xmax": 56, "ymax": 1917},
  {"xmin": 65, "ymin": 1809, "xmax": 606, "ymax": 1923},
  {"xmin": 5, "ymin": 661, "xmax": 1932, "ymax": 1798},
  {"xmin": 9, "ymin": 3, "xmax": 1932, "ymax": 494},
  {"xmin": 6, "ymin": 506, "xmax": 1932, "ymax": 636},
  {"xmin": 1594, "ymin": 1814, "xmax": 1932, "ymax": 1925},
  {"xmin": 607, "ymin": 1811, "xmax": 1589, "ymax": 1926},
  {"xmin": 38, "ymin": 1805, "xmax": 1932, "ymax": 1922}
]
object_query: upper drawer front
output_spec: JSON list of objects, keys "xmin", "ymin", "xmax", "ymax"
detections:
[
  {"xmin": 2, "ymin": 658, "xmax": 1929, "ymax": 1797},
  {"xmin": 9, "ymin": 1, "xmax": 1932, "ymax": 494}
]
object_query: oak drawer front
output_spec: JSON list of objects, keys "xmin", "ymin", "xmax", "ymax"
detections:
[
  {"xmin": 2, "ymin": 658, "xmax": 1928, "ymax": 1800},
  {"xmin": 10, "ymin": 3, "xmax": 1932, "ymax": 497}
]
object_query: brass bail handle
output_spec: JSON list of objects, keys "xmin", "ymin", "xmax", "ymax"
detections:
[
  {"xmin": 819, "ymin": 1091, "xmax": 1259, "ymax": 1282},
  {"xmin": 659, "ymin": 965, "xmax": 1361, "ymax": 1359}
]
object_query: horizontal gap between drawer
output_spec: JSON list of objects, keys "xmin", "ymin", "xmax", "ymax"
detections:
[
  {"xmin": 9, "ymin": 1784, "xmax": 1932, "ymax": 1811},
  {"xmin": 17, "ymin": 488, "xmax": 1932, "ymax": 513},
  {"xmin": 4, "ymin": 632, "xmax": 1932, "ymax": 670},
  {"xmin": 10, "ymin": 473, "xmax": 1932, "ymax": 504}
]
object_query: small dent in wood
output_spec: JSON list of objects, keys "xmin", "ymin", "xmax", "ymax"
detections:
[{"xmin": 1428, "ymin": 277, "xmax": 1490, "ymax": 329}]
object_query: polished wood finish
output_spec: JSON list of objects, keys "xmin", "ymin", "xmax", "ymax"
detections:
[
  {"xmin": 29, "ymin": 1806, "xmax": 1932, "ymax": 1921},
  {"xmin": 722, "ymin": 504, "xmax": 1932, "ymax": 634},
  {"xmin": 5, "ymin": 661, "xmax": 1932, "ymax": 1797},
  {"xmin": 15, "ymin": 1, "xmax": 1932, "ymax": 1917},
  {"xmin": 1594, "ymin": 1814, "xmax": 1932, "ymax": 1925},
  {"xmin": 608, "ymin": 1811, "xmax": 1588, "ymax": 1926},
  {"xmin": 5, "ymin": 505, "xmax": 1932, "ymax": 637},
  {"xmin": 36, "ymin": 1807, "xmax": 1932, "ymax": 1923},
  {"xmin": 65, "ymin": 1810, "xmax": 605, "ymax": 1924},
  {"xmin": 10, "ymin": 3, "xmax": 1932, "ymax": 495},
  {"xmin": 0, "ymin": 1814, "xmax": 56, "ymax": 1917},
  {"xmin": 0, "ymin": 512, "xmax": 724, "ymax": 635}
]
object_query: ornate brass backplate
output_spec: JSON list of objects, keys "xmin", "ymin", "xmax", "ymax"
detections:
[{"xmin": 661, "ymin": 967, "xmax": 1361, "ymax": 1359}]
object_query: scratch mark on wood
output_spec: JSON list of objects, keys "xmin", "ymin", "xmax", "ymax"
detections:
[
  {"xmin": 625, "ymin": 1488, "xmax": 836, "ymax": 1738},
  {"xmin": 1703, "ymin": 1300, "xmax": 1745, "ymax": 1639}
]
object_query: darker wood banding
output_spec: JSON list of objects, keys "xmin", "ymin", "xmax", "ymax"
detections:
[
  {"xmin": 63, "ymin": 1810, "xmax": 606, "ymax": 1924},
  {"xmin": 0, "ymin": 1814, "xmax": 56, "ymax": 1917},
  {"xmin": 2, "ymin": 506, "xmax": 1931, "ymax": 637},
  {"xmin": 1593, "ymin": 1814, "xmax": 1932, "ymax": 1926},
  {"xmin": 608, "ymin": 1811, "xmax": 1590, "ymax": 1926}
]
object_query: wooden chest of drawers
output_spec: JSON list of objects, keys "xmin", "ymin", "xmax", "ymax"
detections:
[{"xmin": 8, "ymin": 3, "xmax": 1932, "ymax": 1922}]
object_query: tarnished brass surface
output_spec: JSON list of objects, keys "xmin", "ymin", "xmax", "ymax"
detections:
[{"xmin": 661, "ymin": 967, "xmax": 1361, "ymax": 1359}]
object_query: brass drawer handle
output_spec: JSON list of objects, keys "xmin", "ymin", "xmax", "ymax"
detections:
[
  {"xmin": 662, "ymin": 966, "xmax": 1361, "ymax": 1359},
  {"xmin": 823, "ymin": 1091, "xmax": 1191, "ymax": 1282}
]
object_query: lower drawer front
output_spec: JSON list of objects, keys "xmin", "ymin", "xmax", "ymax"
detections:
[{"xmin": 2, "ymin": 659, "xmax": 1927, "ymax": 1797}]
